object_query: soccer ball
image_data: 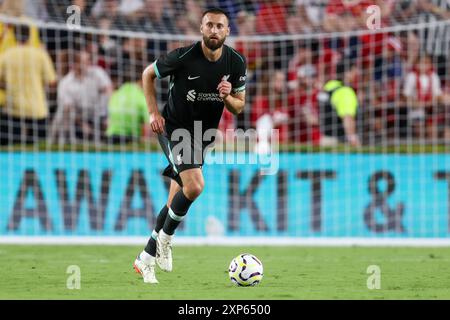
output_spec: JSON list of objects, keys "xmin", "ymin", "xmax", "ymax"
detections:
[{"xmin": 228, "ymin": 253, "xmax": 263, "ymax": 286}]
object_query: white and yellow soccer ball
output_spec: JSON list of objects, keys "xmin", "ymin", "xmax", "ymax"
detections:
[{"xmin": 228, "ymin": 253, "xmax": 263, "ymax": 286}]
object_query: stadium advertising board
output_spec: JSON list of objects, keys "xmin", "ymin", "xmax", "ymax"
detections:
[{"xmin": 0, "ymin": 153, "xmax": 449, "ymax": 238}]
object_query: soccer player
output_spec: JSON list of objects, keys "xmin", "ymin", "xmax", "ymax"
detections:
[{"xmin": 134, "ymin": 8, "xmax": 247, "ymax": 284}]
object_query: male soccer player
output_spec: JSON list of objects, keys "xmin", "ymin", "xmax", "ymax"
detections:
[{"xmin": 134, "ymin": 8, "xmax": 247, "ymax": 284}]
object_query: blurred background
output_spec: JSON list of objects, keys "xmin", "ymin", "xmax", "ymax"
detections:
[
  {"xmin": 0, "ymin": 0, "xmax": 449, "ymax": 150},
  {"xmin": 0, "ymin": 0, "xmax": 449, "ymax": 241}
]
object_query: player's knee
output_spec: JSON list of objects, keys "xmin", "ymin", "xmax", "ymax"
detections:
[{"xmin": 184, "ymin": 181, "xmax": 204, "ymax": 200}]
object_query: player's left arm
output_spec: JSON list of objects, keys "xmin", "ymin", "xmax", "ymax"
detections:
[
  {"xmin": 218, "ymin": 52, "xmax": 247, "ymax": 115},
  {"xmin": 219, "ymin": 86, "xmax": 245, "ymax": 115}
]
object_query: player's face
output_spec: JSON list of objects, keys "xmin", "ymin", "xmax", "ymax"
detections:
[{"xmin": 200, "ymin": 13, "xmax": 230, "ymax": 51}]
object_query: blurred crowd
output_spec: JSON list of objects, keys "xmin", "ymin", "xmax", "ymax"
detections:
[
  {"xmin": 8, "ymin": 0, "xmax": 450, "ymax": 35},
  {"xmin": 0, "ymin": 0, "xmax": 449, "ymax": 148}
]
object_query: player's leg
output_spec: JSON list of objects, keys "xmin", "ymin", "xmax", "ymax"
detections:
[
  {"xmin": 163, "ymin": 168, "xmax": 204, "ymax": 234},
  {"xmin": 134, "ymin": 180, "xmax": 181, "ymax": 283},
  {"xmin": 134, "ymin": 132, "xmax": 181, "ymax": 282},
  {"xmin": 143, "ymin": 180, "xmax": 181, "ymax": 257},
  {"xmin": 157, "ymin": 168, "xmax": 204, "ymax": 272},
  {"xmin": 167, "ymin": 179, "xmax": 183, "ymax": 206}
]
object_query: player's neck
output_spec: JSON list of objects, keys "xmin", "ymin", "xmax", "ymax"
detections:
[{"xmin": 201, "ymin": 41, "xmax": 223, "ymax": 62}]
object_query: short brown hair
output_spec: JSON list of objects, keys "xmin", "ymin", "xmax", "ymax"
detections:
[{"xmin": 201, "ymin": 8, "xmax": 230, "ymax": 23}]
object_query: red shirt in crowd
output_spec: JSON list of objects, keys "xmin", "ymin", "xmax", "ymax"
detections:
[
  {"xmin": 288, "ymin": 89, "xmax": 322, "ymax": 144},
  {"xmin": 250, "ymin": 91, "xmax": 321, "ymax": 144},
  {"xmin": 326, "ymin": 0, "xmax": 373, "ymax": 17},
  {"xmin": 255, "ymin": 3, "xmax": 288, "ymax": 34}
]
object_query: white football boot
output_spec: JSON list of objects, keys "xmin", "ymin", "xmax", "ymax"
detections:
[
  {"xmin": 156, "ymin": 230, "xmax": 173, "ymax": 272},
  {"xmin": 133, "ymin": 255, "xmax": 158, "ymax": 284}
]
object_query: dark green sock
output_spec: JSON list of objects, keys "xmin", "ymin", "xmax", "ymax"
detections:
[
  {"xmin": 144, "ymin": 205, "xmax": 169, "ymax": 256},
  {"xmin": 163, "ymin": 190, "xmax": 193, "ymax": 235}
]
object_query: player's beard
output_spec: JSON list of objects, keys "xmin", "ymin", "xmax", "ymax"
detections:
[{"xmin": 203, "ymin": 34, "xmax": 226, "ymax": 51}]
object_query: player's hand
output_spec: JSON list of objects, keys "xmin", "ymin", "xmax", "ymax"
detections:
[
  {"xmin": 217, "ymin": 80, "xmax": 232, "ymax": 100},
  {"xmin": 149, "ymin": 112, "xmax": 165, "ymax": 134}
]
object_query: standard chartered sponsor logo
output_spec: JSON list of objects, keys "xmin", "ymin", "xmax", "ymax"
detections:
[
  {"xmin": 187, "ymin": 91, "xmax": 222, "ymax": 102},
  {"xmin": 197, "ymin": 93, "xmax": 222, "ymax": 102},
  {"xmin": 187, "ymin": 90, "xmax": 196, "ymax": 102}
]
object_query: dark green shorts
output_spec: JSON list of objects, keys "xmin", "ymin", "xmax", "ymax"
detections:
[{"xmin": 158, "ymin": 133, "xmax": 203, "ymax": 187}]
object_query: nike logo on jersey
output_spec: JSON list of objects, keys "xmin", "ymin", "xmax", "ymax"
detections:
[{"xmin": 188, "ymin": 75, "xmax": 200, "ymax": 80}]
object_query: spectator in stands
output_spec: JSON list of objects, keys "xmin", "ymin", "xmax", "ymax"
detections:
[
  {"xmin": 370, "ymin": 37, "xmax": 405, "ymax": 141},
  {"xmin": 254, "ymin": 0, "xmax": 289, "ymax": 35},
  {"xmin": 323, "ymin": 0, "xmax": 393, "ymax": 31},
  {"xmin": 118, "ymin": 0, "xmax": 144, "ymax": 16},
  {"xmin": 44, "ymin": 0, "xmax": 67, "ymax": 23},
  {"xmin": 287, "ymin": 43, "xmax": 317, "ymax": 91},
  {"xmin": 138, "ymin": 0, "xmax": 179, "ymax": 33},
  {"xmin": 315, "ymin": 46, "xmax": 341, "ymax": 87},
  {"xmin": 398, "ymin": 30, "xmax": 421, "ymax": 72},
  {"xmin": 233, "ymin": 10, "xmax": 264, "ymax": 83},
  {"xmin": 91, "ymin": 0, "xmax": 117, "ymax": 17},
  {"xmin": 288, "ymin": 40, "xmax": 341, "ymax": 89},
  {"xmin": 0, "ymin": 23, "xmax": 56, "ymax": 145},
  {"xmin": 0, "ymin": 0, "xmax": 42, "ymax": 50},
  {"xmin": 390, "ymin": 0, "xmax": 419, "ymax": 25},
  {"xmin": 323, "ymin": 0, "xmax": 371, "ymax": 32},
  {"xmin": 175, "ymin": 0, "xmax": 205, "ymax": 35},
  {"xmin": 72, "ymin": 0, "xmax": 96, "ymax": 26},
  {"xmin": 317, "ymin": 59, "xmax": 361, "ymax": 147},
  {"xmin": 288, "ymin": 0, "xmax": 326, "ymax": 34},
  {"xmin": 443, "ymin": 92, "xmax": 450, "ymax": 141},
  {"xmin": 96, "ymin": 15, "xmax": 119, "ymax": 71},
  {"xmin": 50, "ymin": 42, "xmax": 112, "ymax": 144},
  {"xmin": 23, "ymin": 0, "xmax": 49, "ymax": 21},
  {"xmin": 357, "ymin": 1, "xmax": 396, "ymax": 83},
  {"xmin": 251, "ymin": 70, "xmax": 290, "ymax": 154},
  {"xmin": 403, "ymin": 54, "xmax": 445, "ymax": 140},
  {"xmin": 416, "ymin": 0, "xmax": 450, "ymax": 80},
  {"xmin": 417, "ymin": 0, "xmax": 450, "ymax": 25},
  {"xmin": 323, "ymin": 0, "xmax": 395, "ymax": 64},
  {"xmin": 45, "ymin": 0, "xmax": 94, "ymax": 25},
  {"xmin": 288, "ymin": 61, "xmax": 322, "ymax": 145},
  {"xmin": 91, "ymin": 0, "xmax": 128, "ymax": 29},
  {"xmin": 255, "ymin": 1, "xmax": 294, "ymax": 70},
  {"xmin": 115, "ymin": 0, "xmax": 146, "ymax": 30},
  {"xmin": 105, "ymin": 67, "xmax": 150, "ymax": 144},
  {"xmin": 121, "ymin": 37, "xmax": 147, "ymax": 67},
  {"xmin": 234, "ymin": 11, "xmax": 262, "ymax": 59},
  {"xmin": 0, "ymin": 0, "xmax": 44, "ymax": 108},
  {"xmin": 322, "ymin": 0, "xmax": 367, "ymax": 67},
  {"xmin": 112, "ymin": 36, "xmax": 148, "ymax": 87}
]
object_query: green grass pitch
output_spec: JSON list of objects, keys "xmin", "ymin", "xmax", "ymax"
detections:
[{"xmin": 1, "ymin": 245, "xmax": 450, "ymax": 299}]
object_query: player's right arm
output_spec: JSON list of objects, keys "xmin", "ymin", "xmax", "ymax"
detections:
[
  {"xmin": 143, "ymin": 46, "xmax": 188, "ymax": 134},
  {"xmin": 142, "ymin": 63, "xmax": 165, "ymax": 134}
]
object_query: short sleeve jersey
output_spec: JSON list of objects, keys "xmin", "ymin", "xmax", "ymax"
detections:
[{"xmin": 154, "ymin": 41, "xmax": 246, "ymax": 140}]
